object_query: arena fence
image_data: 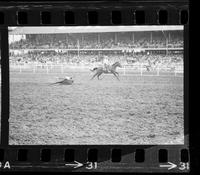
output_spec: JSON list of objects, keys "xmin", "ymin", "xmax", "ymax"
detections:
[{"xmin": 9, "ymin": 62, "xmax": 183, "ymax": 77}]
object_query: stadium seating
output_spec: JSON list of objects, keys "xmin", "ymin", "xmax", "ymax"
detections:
[{"xmin": 10, "ymin": 32, "xmax": 183, "ymax": 50}]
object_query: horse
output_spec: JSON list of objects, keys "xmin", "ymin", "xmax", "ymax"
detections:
[{"xmin": 90, "ymin": 62, "xmax": 122, "ymax": 80}]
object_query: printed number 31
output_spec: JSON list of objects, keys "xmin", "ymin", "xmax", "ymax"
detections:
[
  {"xmin": 179, "ymin": 162, "xmax": 189, "ymax": 170},
  {"xmin": 86, "ymin": 162, "xmax": 97, "ymax": 169}
]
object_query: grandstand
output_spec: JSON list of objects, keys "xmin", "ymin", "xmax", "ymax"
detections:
[{"xmin": 8, "ymin": 26, "xmax": 183, "ymax": 76}]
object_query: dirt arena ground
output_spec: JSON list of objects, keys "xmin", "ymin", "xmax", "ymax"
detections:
[{"xmin": 9, "ymin": 71, "xmax": 184, "ymax": 145}]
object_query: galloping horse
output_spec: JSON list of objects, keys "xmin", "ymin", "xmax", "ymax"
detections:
[{"xmin": 90, "ymin": 62, "xmax": 122, "ymax": 80}]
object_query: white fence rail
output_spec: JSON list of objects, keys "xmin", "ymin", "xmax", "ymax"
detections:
[{"xmin": 9, "ymin": 63, "xmax": 183, "ymax": 76}]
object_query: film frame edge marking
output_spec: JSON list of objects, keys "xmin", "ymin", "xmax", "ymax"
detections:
[{"xmin": 0, "ymin": 0, "xmax": 189, "ymax": 173}]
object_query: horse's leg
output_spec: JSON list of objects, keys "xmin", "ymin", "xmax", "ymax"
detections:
[
  {"xmin": 115, "ymin": 71, "xmax": 119, "ymax": 75},
  {"xmin": 97, "ymin": 72, "xmax": 103, "ymax": 80},
  {"xmin": 90, "ymin": 72, "xmax": 99, "ymax": 80},
  {"xmin": 111, "ymin": 71, "xmax": 120, "ymax": 81}
]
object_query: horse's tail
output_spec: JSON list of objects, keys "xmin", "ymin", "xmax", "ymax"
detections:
[{"xmin": 90, "ymin": 67, "xmax": 98, "ymax": 72}]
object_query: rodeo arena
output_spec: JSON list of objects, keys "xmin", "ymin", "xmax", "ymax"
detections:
[{"xmin": 6, "ymin": 26, "xmax": 184, "ymax": 145}]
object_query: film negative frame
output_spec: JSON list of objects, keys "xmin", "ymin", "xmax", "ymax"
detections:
[{"xmin": 0, "ymin": 0, "xmax": 189, "ymax": 173}]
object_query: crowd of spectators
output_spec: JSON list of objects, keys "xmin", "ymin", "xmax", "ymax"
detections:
[
  {"xmin": 9, "ymin": 32, "xmax": 183, "ymax": 50},
  {"xmin": 9, "ymin": 31, "xmax": 183, "ymax": 70},
  {"xmin": 9, "ymin": 51, "xmax": 183, "ymax": 71}
]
